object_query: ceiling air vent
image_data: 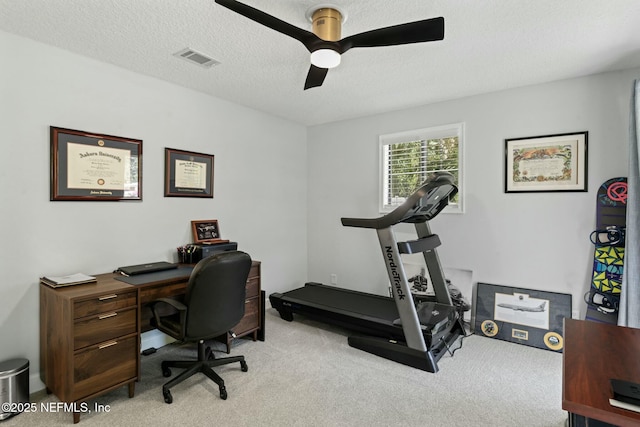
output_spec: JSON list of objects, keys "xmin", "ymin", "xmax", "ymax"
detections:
[{"xmin": 173, "ymin": 48, "xmax": 220, "ymax": 68}]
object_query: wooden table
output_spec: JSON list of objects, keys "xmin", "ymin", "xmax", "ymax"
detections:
[{"xmin": 563, "ymin": 318, "xmax": 640, "ymax": 426}]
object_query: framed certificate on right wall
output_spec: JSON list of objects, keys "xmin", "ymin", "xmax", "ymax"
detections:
[{"xmin": 504, "ymin": 131, "xmax": 588, "ymax": 193}]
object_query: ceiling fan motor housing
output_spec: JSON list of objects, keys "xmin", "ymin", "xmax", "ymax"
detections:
[{"xmin": 311, "ymin": 8, "xmax": 342, "ymax": 41}]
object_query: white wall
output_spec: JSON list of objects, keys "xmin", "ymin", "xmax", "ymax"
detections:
[
  {"xmin": 0, "ymin": 31, "xmax": 308, "ymax": 389},
  {"xmin": 3, "ymin": 26, "xmax": 639, "ymax": 393},
  {"xmin": 307, "ymin": 68, "xmax": 639, "ymax": 319}
]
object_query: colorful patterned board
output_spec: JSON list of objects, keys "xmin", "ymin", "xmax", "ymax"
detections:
[{"xmin": 585, "ymin": 177, "xmax": 627, "ymax": 324}]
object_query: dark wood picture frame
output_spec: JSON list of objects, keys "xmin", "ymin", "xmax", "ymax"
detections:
[
  {"xmin": 475, "ymin": 282, "xmax": 572, "ymax": 352},
  {"xmin": 505, "ymin": 131, "xmax": 588, "ymax": 193},
  {"xmin": 191, "ymin": 219, "xmax": 229, "ymax": 244},
  {"xmin": 50, "ymin": 126, "xmax": 142, "ymax": 201},
  {"xmin": 165, "ymin": 148, "xmax": 214, "ymax": 198}
]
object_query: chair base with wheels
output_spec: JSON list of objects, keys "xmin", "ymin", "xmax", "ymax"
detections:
[
  {"xmin": 161, "ymin": 339, "xmax": 248, "ymax": 404},
  {"xmin": 149, "ymin": 251, "xmax": 254, "ymax": 404}
]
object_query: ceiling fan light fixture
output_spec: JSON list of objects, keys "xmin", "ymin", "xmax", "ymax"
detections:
[{"xmin": 310, "ymin": 49, "xmax": 341, "ymax": 68}]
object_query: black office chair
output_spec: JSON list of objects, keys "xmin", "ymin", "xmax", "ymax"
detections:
[{"xmin": 149, "ymin": 251, "xmax": 252, "ymax": 404}]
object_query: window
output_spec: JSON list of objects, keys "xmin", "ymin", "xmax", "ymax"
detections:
[{"xmin": 380, "ymin": 123, "xmax": 464, "ymax": 214}]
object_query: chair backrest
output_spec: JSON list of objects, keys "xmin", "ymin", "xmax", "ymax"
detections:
[{"xmin": 183, "ymin": 250, "xmax": 252, "ymax": 340}]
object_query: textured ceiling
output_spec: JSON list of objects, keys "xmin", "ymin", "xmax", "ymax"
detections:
[{"xmin": 1, "ymin": 0, "xmax": 640, "ymax": 126}]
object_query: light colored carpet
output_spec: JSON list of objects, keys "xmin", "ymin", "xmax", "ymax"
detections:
[{"xmin": 6, "ymin": 309, "xmax": 567, "ymax": 426}]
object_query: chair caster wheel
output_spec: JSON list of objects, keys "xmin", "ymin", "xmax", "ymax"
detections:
[
  {"xmin": 220, "ymin": 387, "xmax": 227, "ymax": 400},
  {"xmin": 240, "ymin": 361, "xmax": 248, "ymax": 372},
  {"xmin": 163, "ymin": 390, "xmax": 173, "ymax": 404}
]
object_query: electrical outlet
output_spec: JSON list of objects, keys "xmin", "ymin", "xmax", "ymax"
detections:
[
  {"xmin": 330, "ymin": 274, "xmax": 337, "ymax": 285},
  {"xmin": 572, "ymin": 309, "xmax": 580, "ymax": 319}
]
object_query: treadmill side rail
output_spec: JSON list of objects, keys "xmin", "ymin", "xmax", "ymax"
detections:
[{"xmin": 348, "ymin": 336, "xmax": 438, "ymax": 373}]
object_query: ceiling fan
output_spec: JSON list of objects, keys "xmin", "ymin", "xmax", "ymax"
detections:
[{"xmin": 214, "ymin": 0, "xmax": 445, "ymax": 89}]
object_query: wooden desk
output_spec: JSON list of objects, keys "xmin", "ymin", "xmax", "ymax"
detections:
[
  {"xmin": 40, "ymin": 261, "xmax": 262, "ymax": 424},
  {"xmin": 563, "ymin": 318, "xmax": 640, "ymax": 427}
]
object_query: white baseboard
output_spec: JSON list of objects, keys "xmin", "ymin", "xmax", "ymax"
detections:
[{"xmin": 30, "ymin": 373, "xmax": 46, "ymax": 395}]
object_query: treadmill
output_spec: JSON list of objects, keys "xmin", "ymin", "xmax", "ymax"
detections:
[{"xmin": 270, "ymin": 172, "xmax": 464, "ymax": 372}]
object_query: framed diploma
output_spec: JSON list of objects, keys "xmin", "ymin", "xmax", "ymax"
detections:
[
  {"xmin": 50, "ymin": 127, "xmax": 142, "ymax": 201},
  {"xmin": 505, "ymin": 131, "xmax": 588, "ymax": 193},
  {"xmin": 165, "ymin": 148, "xmax": 214, "ymax": 198}
]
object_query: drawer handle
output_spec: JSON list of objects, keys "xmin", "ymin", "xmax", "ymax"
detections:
[
  {"xmin": 98, "ymin": 312, "xmax": 117, "ymax": 320},
  {"xmin": 98, "ymin": 341, "xmax": 118, "ymax": 349},
  {"xmin": 99, "ymin": 294, "xmax": 118, "ymax": 301}
]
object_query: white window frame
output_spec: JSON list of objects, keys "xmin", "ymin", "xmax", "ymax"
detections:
[{"xmin": 379, "ymin": 122, "xmax": 464, "ymax": 214}]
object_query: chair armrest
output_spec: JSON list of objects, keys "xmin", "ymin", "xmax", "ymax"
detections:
[
  {"xmin": 151, "ymin": 297, "xmax": 187, "ymax": 312},
  {"xmin": 149, "ymin": 297, "xmax": 188, "ymax": 338}
]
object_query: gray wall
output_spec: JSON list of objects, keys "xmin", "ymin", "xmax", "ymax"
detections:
[
  {"xmin": 307, "ymin": 68, "xmax": 639, "ymax": 318},
  {"xmin": 0, "ymin": 30, "xmax": 308, "ymax": 389}
]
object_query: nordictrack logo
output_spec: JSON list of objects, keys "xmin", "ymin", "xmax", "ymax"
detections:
[{"xmin": 385, "ymin": 246, "xmax": 405, "ymax": 300}]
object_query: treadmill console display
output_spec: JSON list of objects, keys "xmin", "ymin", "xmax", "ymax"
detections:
[
  {"xmin": 341, "ymin": 172, "xmax": 458, "ymax": 230},
  {"xmin": 402, "ymin": 183, "xmax": 456, "ymax": 223}
]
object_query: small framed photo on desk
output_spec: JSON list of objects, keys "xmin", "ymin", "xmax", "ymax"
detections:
[{"xmin": 191, "ymin": 219, "xmax": 229, "ymax": 244}]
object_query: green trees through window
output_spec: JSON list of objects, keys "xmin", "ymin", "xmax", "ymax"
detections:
[{"xmin": 381, "ymin": 124, "xmax": 463, "ymax": 213}]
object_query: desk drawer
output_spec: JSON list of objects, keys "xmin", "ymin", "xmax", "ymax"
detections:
[
  {"xmin": 74, "ymin": 308, "xmax": 137, "ymax": 350},
  {"xmin": 140, "ymin": 282, "xmax": 187, "ymax": 304},
  {"xmin": 248, "ymin": 263, "xmax": 260, "ymax": 279},
  {"xmin": 73, "ymin": 335, "xmax": 137, "ymax": 400},
  {"xmin": 74, "ymin": 291, "xmax": 137, "ymax": 319},
  {"xmin": 234, "ymin": 297, "xmax": 259, "ymax": 335},
  {"xmin": 246, "ymin": 277, "xmax": 259, "ymax": 299}
]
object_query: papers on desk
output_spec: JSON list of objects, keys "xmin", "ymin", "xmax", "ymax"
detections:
[
  {"xmin": 610, "ymin": 398, "xmax": 640, "ymax": 413},
  {"xmin": 41, "ymin": 273, "xmax": 97, "ymax": 288}
]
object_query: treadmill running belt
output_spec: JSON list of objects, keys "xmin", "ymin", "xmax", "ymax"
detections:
[{"xmin": 282, "ymin": 283, "xmax": 399, "ymax": 323}]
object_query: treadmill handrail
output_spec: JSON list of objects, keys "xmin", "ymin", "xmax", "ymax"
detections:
[
  {"xmin": 341, "ymin": 172, "xmax": 457, "ymax": 230},
  {"xmin": 397, "ymin": 234, "xmax": 441, "ymax": 254}
]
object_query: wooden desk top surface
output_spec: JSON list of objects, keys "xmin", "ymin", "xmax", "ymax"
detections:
[
  {"xmin": 40, "ymin": 273, "xmax": 132, "ymax": 299},
  {"xmin": 563, "ymin": 318, "xmax": 640, "ymax": 426},
  {"xmin": 40, "ymin": 260, "xmax": 260, "ymax": 300}
]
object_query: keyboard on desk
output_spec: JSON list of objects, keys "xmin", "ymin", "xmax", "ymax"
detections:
[{"xmin": 116, "ymin": 261, "xmax": 177, "ymax": 276}]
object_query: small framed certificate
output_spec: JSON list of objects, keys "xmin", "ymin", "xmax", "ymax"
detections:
[
  {"xmin": 165, "ymin": 148, "xmax": 214, "ymax": 198},
  {"xmin": 50, "ymin": 127, "xmax": 142, "ymax": 201}
]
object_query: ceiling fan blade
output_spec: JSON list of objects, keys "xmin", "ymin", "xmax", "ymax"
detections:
[
  {"xmin": 339, "ymin": 17, "xmax": 444, "ymax": 53},
  {"xmin": 215, "ymin": 0, "xmax": 318, "ymax": 48},
  {"xmin": 304, "ymin": 65, "xmax": 329, "ymax": 90}
]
